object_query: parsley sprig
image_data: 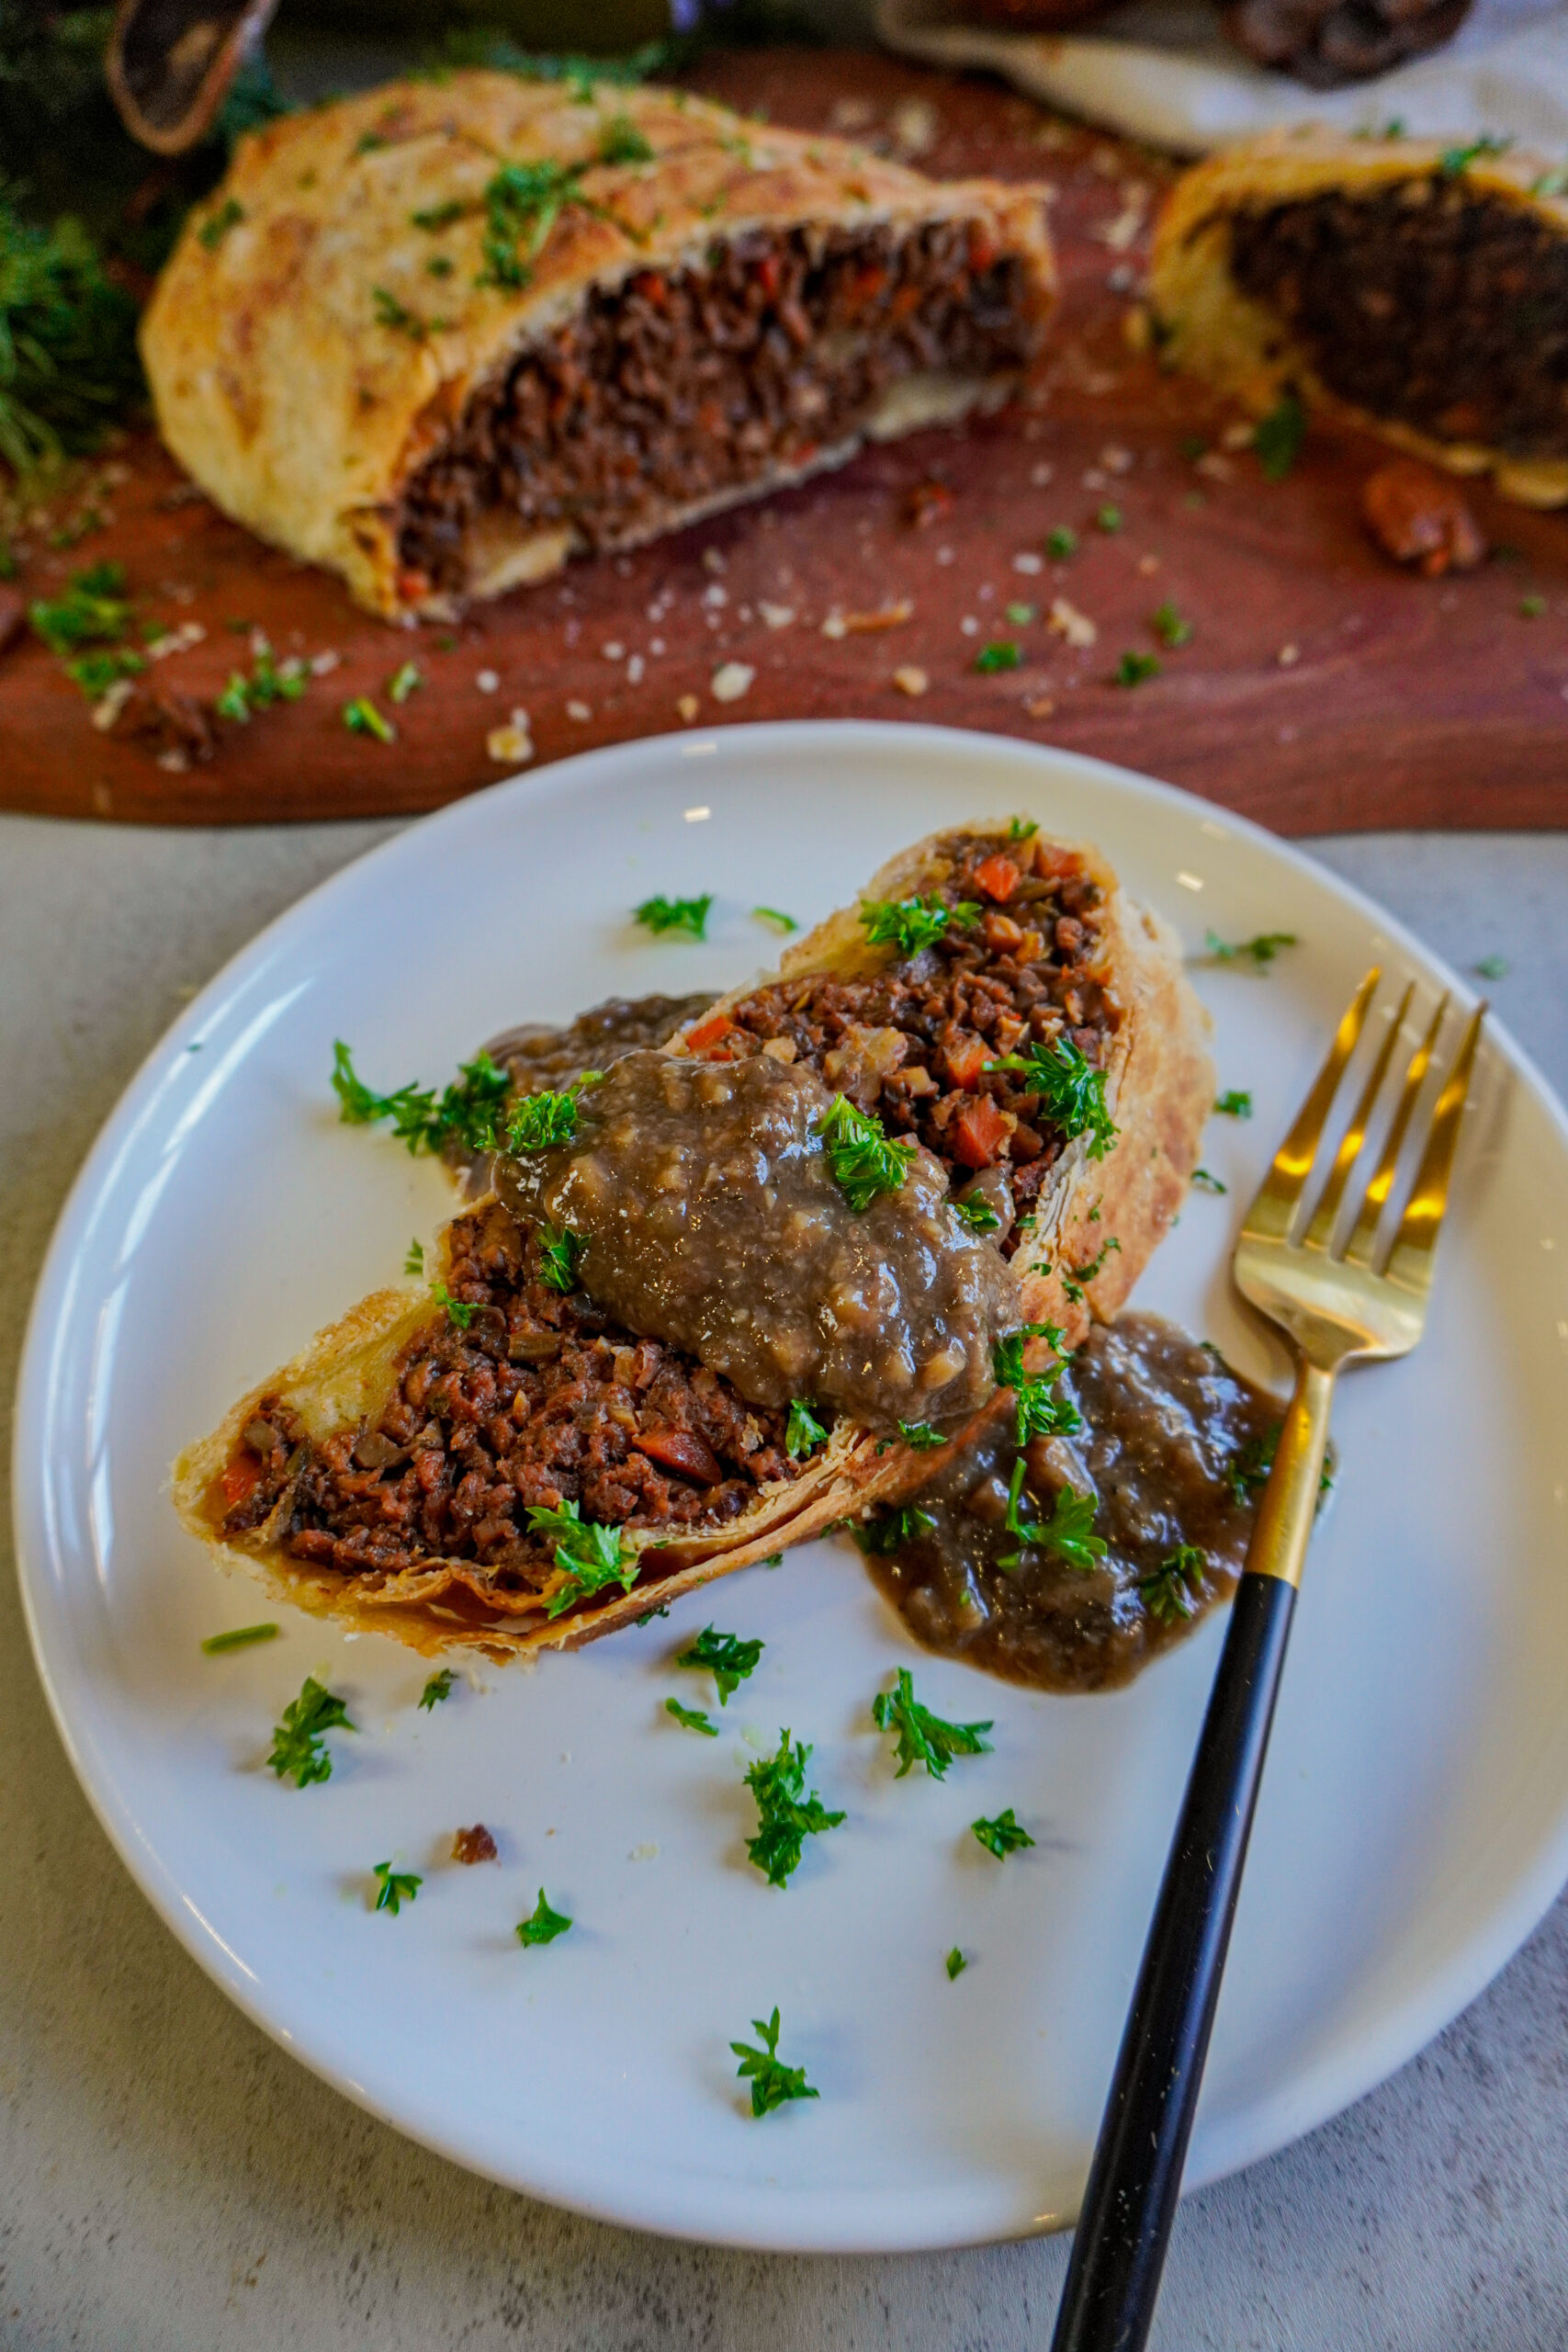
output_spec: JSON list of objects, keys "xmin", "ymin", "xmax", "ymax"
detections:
[
  {"xmin": 331, "ymin": 1041, "xmax": 512, "ymax": 1156},
  {"xmin": 665, "ymin": 1696, "xmax": 718, "ymax": 1736},
  {"xmin": 419, "ymin": 1669, "xmax": 454, "ymax": 1709},
  {"xmin": 479, "ymin": 158, "xmax": 589, "ymax": 289},
  {"xmin": 853, "ymin": 1506, "xmax": 937, "ymax": 1556},
  {"xmin": 872, "ymin": 1668, "xmax": 992, "ymax": 1780},
  {"xmin": 528, "ymin": 1499, "xmax": 637, "ymax": 1618},
  {"xmin": 537, "ymin": 1223, "xmax": 585, "ymax": 1294},
  {"xmin": 516, "ymin": 1887, "xmax": 573, "ymax": 1946},
  {"xmin": 998, "ymin": 1463, "xmax": 1106, "ymax": 1573},
  {"xmin": 897, "ymin": 1419, "xmax": 947, "ymax": 1451},
  {"xmin": 971, "ymin": 1808, "xmax": 1035, "ymax": 1860},
  {"xmin": 1203, "ymin": 929, "xmax": 1298, "ymax": 969},
  {"xmin": 816, "ymin": 1094, "xmax": 916, "ymax": 1212},
  {"xmin": 987, "ymin": 1035, "xmax": 1116, "ymax": 1159},
  {"xmin": 1255, "ymin": 394, "xmax": 1305, "ymax": 481},
  {"xmin": 785, "ymin": 1398, "xmax": 828, "ymax": 1460},
  {"xmin": 507, "ymin": 1075, "xmax": 599, "ymax": 1151},
  {"xmin": 731, "ymin": 2007, "xmax": 818, "ymax": 2116},
  {"xmin": 30, "ymin": 559, "xmax": 132, "ymax": 654},
  {"xmin": 1215, "ymin": 1089, "xmax": 1253, "ymax": 1117},
  {"xmin": 267, "ymin": 1678, "xmax": 355, "ymax": 1787},
  {"xmin": 991, "ymin": 1324, "xmax": 1081, "ymax": 1446},
  {"xmin": 675, "ymin": 1625, "xmax": 762, "ymax": 1704},
  {"xmin": 372, "ymin": 1860, "xmax": 422, "ymax": 1914},
  {"xmin": 1139, "ymin": 1545, "xmax": 1206, "ymax": 1624},
  {"xmin": 636, "ymin": 892, "xmax": 714, "ymax": 939},
  {"xmin": 744, "ymin": 1731, "xmax": 845, "ymax": 1888},
  {"xmin": 858, "ymin": 893, "xmax": 979, "ymax": 956},
  {"xmin": 952, "ymin": 1193, "xmax": 1002, "ymax": 1235}
]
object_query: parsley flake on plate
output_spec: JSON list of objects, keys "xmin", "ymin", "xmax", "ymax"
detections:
[
  {"xmin": 971, "ymin": 1808, "xmax": 1035, "ymax": 1860},
  {"xmin": 1097, "ymin": 503, "xmax": 1123, "ymax": 533},
  {"xmin": 1139, "ymin": 1545, "xmax": 1207, "ymax": 1624},
  {"xmin": 527, "ymin": 1500, "xmax": 637, "ymax": 1618},
  {"xmin": 419, "ymin": 1669, "xmax": 454, "ymax": 1710},
  {"xmin": 998, "ymin": 1464, "xmax": 1106, "ymax": 1573},
  {"xmin": 974, "ymin": 639, "xmax": 1021, "ymax": 674},
  {"xmin": 403, "ymin": 1238, "xmax": 425, "ymax": 1276},
  {"xmin": 598, "ymin": 112, "xmax": 653, "ymax": 164},
  {"xmin": 1059, "ymin": 1237, "xmax": 1121, "ymax": 1306},
  {"xmin": 785, "ymin": 1398, "xmax": 828, "ymax": 1460},
  {"xmin": 267, "ymin": 1677, "xmax": 355, "ymax": 1787},
  {"xmin": 372, "ymin": 1860, "xmax": 422, "ymax": 1915},
  {"xmin": 873, "ymin": 1668, "xmax": 992, "ymax": 1780},
  {"xmin": 852, "ymin": 1506, "xmax": 937, "ymax": 1557},
  {"xmin": 635, "ymin": 892, "xmax": 713, "ymax": 940},
  {"xmin": 537, "ymin": 1223, "xmax": 585, "ymax": 1294},
  {"xmin": 197, "ymin": 197, "xmax": 243, "ymax": 250},
  {"xmin": 1255, "ymin": 393, "xmax": 1306, "ymax": 481},
  {"xmin": 744, "ymin": 1731, "xmax": 845, "ymax": 1887},
  {"xmin": 952, "ymin": 1193, "xmax": 1001, "ymax": 1235},
  {"xmin": 675, "ymin": 1625, "xmax": 762, "ymax": 1704},
  {"xmin": 1046, "ymin": 526, "xmax": 1077, "ymax": 560},
  {"xmin": 331, "ymin": 1041, "xmax": 512, "ymax": 1157},
  {"xmin": 432, "ymin": 1281, "xmax": 475, "ymax": 1330},
  {"xmin": 816, "ymin": 1094, "xmax": 916, "ymax": 1212},
  {"xmin": 30, "ymin": 560, "xmax": 131, "ymax": 656},
  {"xmin": 516, "ymin": 1887, "xmax": 573, "ymax": 1946},
  {"xmin": 665, "ymin": 1696, "xmax": 718, "ymax": 1736},
  {"xmin": 388, "ymin": 660, "xmax": 423, "ymax": 703},
  {"xmin": 1190, "ymin": 1167, "xmax": 1227, "ymax": 1193},
  {"xmin": 991, "ymin": 1324, "xmax": 1080, "ymax": 1446},
  {"xmin": 507, "ymin": 1075, "xmax": 599, "ymax": 1152},
  {"xmin": 946, "ymin": 1947, "xmax": 968, "ymax": 1981},
  {"xmin": 752, "ymin": 905, "xmax": 798, "ymax": 933},
  {"xmin": 857, "ymin": 893, "xmax": 978, "ymax": 956},
  {"xmin": 1214, "ymin": 1090, "xmax": 1253, "ymax": 1118},
  {"xmin": 1473, "ymin": 954, "xmax": 1509, "ymax": 980},
  {"xmin": 1113, "ymin": 650, "xmax": 1161, "ymax": 688},
  {"xmin": 731, "ymin": 2007, "xmax": 818, "ymax": 2116},
  {"xmin": 200, "ymin": 1623, "xmax": 278, "ymax": 1656},
  {"xmin": 897, "ymin": 1419, "xmax": 947, "ymax": 1451},
  {"xmin": 343, "ymin": 694, "xmax": 396, "ymax": 741},
  {"xmin": 1151, "ymin": 600, "xmax": 1192, "ymax": 648},
  {"xmin": 1203, "ymin": 929, "xmax": 1299, "ymax": 969},
  {"xmin": 987, "ymin": 1035, "xmax": 1117, "ymax": 1159}
]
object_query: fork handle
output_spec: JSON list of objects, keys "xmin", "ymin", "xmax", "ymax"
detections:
[{"xmin": 1049, "ymin": 1358, "xmax": 1336, "ymax": 2352}]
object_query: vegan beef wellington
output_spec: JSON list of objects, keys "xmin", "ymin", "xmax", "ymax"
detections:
[
  {"xmin": 173, "ymin": 823, "xmax": 1212, "ymax": 1663},
  {"xmin": 139, "ymin": 73, "xmax": 1057, "ymax": 619},
  {"xmin": 1149, "ymin": 133, "xmax": 1568, "ymax": 509}
]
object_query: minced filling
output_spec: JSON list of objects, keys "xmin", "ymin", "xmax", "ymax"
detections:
[
  {"xmin": 218, "ymin": 1202, "xmax": 800, "ymax": 1594},
  {"xmin": 398, "ymin": 219, "xmax": 1044, "ymax": 595},
  {"xmin": 687, "ymin": 831, "xmax": 1117, "ymax": 1254},
  {"xmin": 1225, "ymin": 181, "xmax": 1568, "ymax": 458}
]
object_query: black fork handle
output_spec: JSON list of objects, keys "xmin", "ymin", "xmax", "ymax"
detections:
[{"xmin": 1048, "ymin": 1570, "xmax": 1298, "ymax": 2352}]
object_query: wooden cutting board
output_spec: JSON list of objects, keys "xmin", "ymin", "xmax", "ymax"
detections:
[{"xmin": 5, "ymin": 46, "xmax": 1566, "ymax": 831}]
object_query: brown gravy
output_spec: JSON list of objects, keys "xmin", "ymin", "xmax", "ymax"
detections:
[
  {"xmin": 495, "ymin": 1048, "xmax": 1021, "ymax": 1437},
  {"xmin": 863, "ymin": 1315, "xmax": 1288, "ymax": 1691}
]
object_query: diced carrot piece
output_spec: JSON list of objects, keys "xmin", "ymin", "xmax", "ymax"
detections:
[
  {"xmin": 973, "ymin": 853, "xmax": 1021, "ymax": 903},
  {"xmin": 950, "ymin": 1094, "xmax": 1012, "ymax": 1169},
  {"xmin": 1032, "ymin": 841, "xmax": 1078, "ymax": 879},
  {"xmin": 940, "ymin": 1034, "xmax": 989, "ymax": 1091},
  {"xmin": 683, "ymin": 1012, "xmax": 736, "ymax": 1054},
  {"xmin": 754, "ymin": 253, "xmax": 781, "ymax": 299},
  {"xmin": 220, "ymin": 1455, "xmax": 263, "ymax": 1509},
  {"xmin": 634, "ymin": 1428, "xmax": 724, "ymax": 1486}
]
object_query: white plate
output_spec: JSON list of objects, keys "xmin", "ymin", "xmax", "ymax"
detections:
[{"xmin": 15, "ymin": 722, "xmax": 1568, "ymax": 2255}]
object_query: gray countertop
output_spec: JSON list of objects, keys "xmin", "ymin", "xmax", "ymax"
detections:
[{"xmin": 5, "ymin": 817, "xmax": 1568, "ymax": 2352}]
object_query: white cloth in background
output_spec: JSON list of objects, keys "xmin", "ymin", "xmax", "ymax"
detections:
[{"xmin": 876, "ymin": 0, "xmax": 1568, "ymax": 153}]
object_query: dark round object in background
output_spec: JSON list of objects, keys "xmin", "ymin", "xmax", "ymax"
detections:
[
  {"xmin": 961, "ymin": 0, "xmax": 1122, "ymax": 29},
  {"xmin": 1223, "ymin": 0, "xmax": 1473, "ymax": 86}
]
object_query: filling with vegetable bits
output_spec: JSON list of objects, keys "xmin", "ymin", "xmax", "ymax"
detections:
[
  {"xmin": 1224, "ymin": 183, "xmax": 1568, "ymax": 458},
  {"xmin": 682, "ymin": 830, "xmax": 1119, "ymax": 1255},
  {"xmin": 215, "ymin": 1203, "xmax": 806, "ymax": 1604},
  {"xmin": 397, "ymin": 219, "xmax": 1045, "ymax": 598}
]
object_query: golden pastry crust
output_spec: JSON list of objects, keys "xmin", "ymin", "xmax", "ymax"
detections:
[
  {"xmin": 140, "ymin": 72, "xmax": 1056, "ymax": 617},
  {"xmin": 1149, "ymin": 130, "xmax": 1568, "ymax": 508}
]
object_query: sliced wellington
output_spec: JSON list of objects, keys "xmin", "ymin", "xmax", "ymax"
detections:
[
  {"xmin": 140, "ymin": 73, "xmax": 1056, "ymax": 618},
  {"xmin": 1149, "ymin": 132, "xmax": 1568, "ymax": 507}
]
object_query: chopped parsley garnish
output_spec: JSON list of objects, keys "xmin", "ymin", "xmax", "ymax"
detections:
[
  {"xmin": 1097, "ymin": 503, "xmax": 1122, "ymax": 532},
  {"xmin": 1203, "ymin": 929, "xmax": 1298, "ymax": 969},
  {"xmin": 816, "ymin": 1094, "xmax": 916, "ymax": 1212},
  {"xmin": 975, "ymin": 639, "xmax": 1021, "ymax": 673},
  {"xmin": 537, "ymin": 1223, "xmax": 585, "ymax": 1294},
  {"xmin": 753, "ymin": 904, "xmax": 798, "ymax": 932},
  {"xmin": 991, "ymin": 1324, "xmax": 1081, "ymax": 1445},
  {"xmin": 953, "ymin": 1193, "xmax": 1002, "ymax": 1234},
  {"xmin": 1215, "ymin": 1089, "xmax": 1253, "ymax": 1118},
  {"xmin": 200, "ymin": 1623, "xmax": 278, "ymax": 1655},
  {"xmin": 1060, "ymin": 1236, "xmax": 1121, "ymax": 1306},
  {"xmin": 197, "ymin": 198, "xmax": 244, "ymax": 251},
  {"xmin": 744, "ymin": 1731, "xmax": 845, "ymax": 1887},
  {"xmin": 527, "ymin": 1500, "xmax": 636, "ymax": 1618},
  {"xmin": 599, "ymin": 112, "xmax": 653, "ymax": 164},
  {"xmin": 506, "ymin": 1077, "xmax": 597, "ymax": 1151},
  {"xmin": 1006, "ymin": 601, "xmax": 1035, "ymax": 627},
  {"xmin": 635, "ymin": 892, "xmax": 713, "ymax": 939},
  {"xmin": 331, "ymin": 1041, "xmax": 512, "ymax": 1156},
  {"xmin": 674, "ymin": 1625, "xmax": 762, "ymax": 1704},
  {"xmin": 267, "ymin": 1678, "xmax": 355, "ymax": 1787},
  {"xmin": 479, "ymin": 157, "xmax": 590, "ymax": 289},
  {"xmin": 432, "ymin": 1281, "xmax": 476, "ymax": 1330},
  {"xmin": 216, "ymin": 649, "xmax": 307, "ymax": 723},
  {"xmin": 1190, "ymin": 1167, "xmax": 1227, "ymax": 1193},
  {"xmin": 29, "ymin": 560, "xmax": 131, "ymax": 656},
  {"xmin": 67, "ymin": 646, "xmax": 145, "ymax": 698},
  {"xmin": 372, "ymin": 285, "xmax": 448, "ymax": 341},
  {"xmin": 785, "ymin": 1398, "xmax": 828, "ymax": 1460},
  {"xmin": 946, "ymin": 1947, "xmax": 968, "ymax": 1980},
  {"xmin": 1139, "ymin": 1545, "xmax": 1206, "ymax": 1624},
  {"xmin": 1439, "ymin": 132, "xmax": 1511, "ymax": 177},
  {"xmin": 872, "ymin": 1668, "xmax": 992, "ymax": 1779},
  {"xmin": 1151, "ymin": 601, "xmax": 1192, "ymax": 648},
  {"xmin": 412, "ymin": 198, "xmax": 469, "ymax": 231},
  {"xmin": 971, "ymin": 1808, "xmax": 1035, "ymax": 1860},
  {"xmin": 516, "ymin": 1888, "xmax": 573, "ymax": 1946},
  {"xmin": 372, "ymin": 1860, "xmax": 422, "ymax": 1914},
  {"xmin": 419, "ymin": 1669, "xmax": 454, "ymax": 1709},
  {"xmin": 388, "ymin": 660, "xmax": 423, "ymax": 703},
  {"xmin": 1255, "ymin": 394, "xmax": 1306, "ymax": 481},
  {"xmin": 858, "ymin": 893, "xmax": 978, "ymax": 956},
  {"xmin": 998, "ymin": 1463, "xmax": 1106, "ymax": 1572},
  {"xmin": 666, "ymin": 1696, "xmax": 718, "ymax": 1736},
  {"xmin": 731, "ymin": 2007, "xmax": 818, "ymax": 2116},
  {"xmin": 1519, "ymin": 593, "xmax": 1546, "ymax": 618},
  {"xmin": 1472, "ymin": 954, "xmax": 1509, "ymax": 981},
  {"xmin": 1113, "ymin": 650, "xmax": 1161, "ymax": 688},
  {"xmin": 404, "ymin": 1238, "xmax": 424, "ymax": 1276},
  {"xmin": 987, "ymin": 1035, "xmax": 1116, "ymax": 1158},
  {"xmin": 1046, "ymin": 526, "xmax": 1077, "ymax": 559},
  {"xmin": 343, "ymin": 694, "xmax": 396, "ymax": 741},
  {"xmin": 897, "ymin": 1419, "xmax": 947, "ymax": 1451},
  {"xmin": 1008, "ymin": 816, "xmax": 1038, "ymax": 841},
  {"xmin": 852, "ymin": 1506, "xmax": 937, "ymax": 1556}
]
